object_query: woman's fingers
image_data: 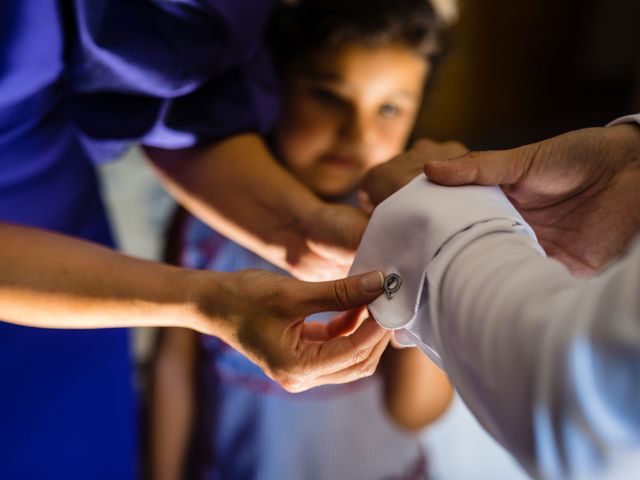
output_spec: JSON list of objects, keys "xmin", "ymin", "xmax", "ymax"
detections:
[
  {"xmin": 296, "ymin": 271, "xmax": 384, "ymax": 315},
  {"xmin": 300, "ymin": 308, "xmax": 364, "ymax": 342},
  {"xmin": 270, "ymin": 317, "xmax": 388, "ymax": 393},
  {"xmin": 325, "ymin": 308, "xmax": 368, "ymax": 337},
  {"xmin": 303, "ymin": 317, "xmax": 387, "ymax": 377},
  {"xmin": 309, "ymin": 333, "xmax": 390, "ymax": 388},
  {"xmin": 235, "ymin": 271, "xmax": 386, "ymax": 393}
]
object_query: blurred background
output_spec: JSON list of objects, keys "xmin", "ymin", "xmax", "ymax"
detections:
[
  {"xmin": 98, "ymin": 0, "xmax": 639, "ymax": 478},
  {"xmin": 419, "ymin": 0, "xmax": 640, "ymax": 147}
]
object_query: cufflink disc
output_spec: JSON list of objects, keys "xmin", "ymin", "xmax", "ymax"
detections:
[{"xmin": 383, "ymin": 273, "xmax": 402, "ymax": 299}]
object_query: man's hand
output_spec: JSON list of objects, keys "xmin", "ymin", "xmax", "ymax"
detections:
[
  {"xmin": 191, "ymin": 270, "xmax": 389, "ymax": 392},
  {"xmin": 361, "ymin": 139, "xmax": 468, "ymax": 207},
  {"xmin": 424, "ymin": 125, "xmax": 640, "ymax": 275}
]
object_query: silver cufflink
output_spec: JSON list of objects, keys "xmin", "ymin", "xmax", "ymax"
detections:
[{"xmin": 383, "ymin": 273, "xmax": 402, "ymax": 299}]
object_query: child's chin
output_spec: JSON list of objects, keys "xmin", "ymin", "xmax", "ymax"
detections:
[{"xmin": 313, "ymin": 183, "xmax": 357, "ymax": 202}]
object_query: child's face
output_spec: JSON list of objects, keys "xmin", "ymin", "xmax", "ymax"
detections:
[{"xmin": 274, "ymin": 42, "xmax": 428, "ymax": 198}]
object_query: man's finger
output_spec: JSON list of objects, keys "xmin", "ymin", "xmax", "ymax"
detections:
[
  {"xmin": 299, "ymin": 271, "xmax": 384, "ymax": 314},
  {"xmin": 424, "ymin": 147, "xmax": 529, "ymax": 187}
]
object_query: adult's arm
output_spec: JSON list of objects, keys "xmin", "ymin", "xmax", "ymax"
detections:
[
  {"xmin": 435, "ymin": 225, "xmax": 640, "ymax": 479},
  {"xmin": 364, "ymin": 120, "xmax": 640, "ymax": 276},
  {"xmin": 424, "ymin": 121, "xmax": 640, "ymax": 276},
  {"xmin": 146, "ymin": 134, "xmax": 366, "ymax": 282},
  {"xmin": 352, "ymin": 177, "xmax": 640, "ymax": 478},
  {"xmin": 0, "ymin": 221, "xmax": 389, "ymax": 392},
  {"xmin": 0, "ymin": 222, "xmax": 200, "ymax": 331},
  {"xmin": 68, "ymin": 2, "xmax": 367, "ymax": 282}
]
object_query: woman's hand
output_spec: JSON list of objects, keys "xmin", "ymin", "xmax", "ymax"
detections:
[
  {"xmin": 288, "ymin": 202, "xmax": 369, "ymax": 281},
  {"xmin": 146, "ymin": 134, "xmax": 369, "ymax": 282},
  {"xmin": 0, "ymin": 222, "xmax": 387, "ymax": 393},
  {"xmin": 189, "ymin": 269, "xmax": 390, "ymax": 392}
]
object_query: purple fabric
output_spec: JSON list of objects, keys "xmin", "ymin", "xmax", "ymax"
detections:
[
  {"xmin": 68, "ymin": 0, "xmax": 280, "ymax": 162},
  {"xmin": 0, "ymin": 0, "xmax": 278, "ymax": 477}
]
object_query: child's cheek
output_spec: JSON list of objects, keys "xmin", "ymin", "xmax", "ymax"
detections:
[
  {"xmin": 278, "ymin": 119, "xmax": 334, "ymax": 173},
  {"xmin": 366, "ymin": 123, "xmax": 412, "ymax": 167},
  {"xmin": 282, "ymin": 103, "xmax": 336, "ymax": 157}
]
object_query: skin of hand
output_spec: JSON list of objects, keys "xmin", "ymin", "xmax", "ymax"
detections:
[
  {"xmin": 360, "ymin": 139, "xmax": 468, "ymax": 207},
  {"xmin": 189, "ymin": 269, "xmax": 390, "ymax": 392},
  {"xmin": 424, "ymin": 124, "xmax": 640, "ymax": 275},
  {"xmin": 145, "ymin": 134, "xmax": 368, "ymax": 282}
]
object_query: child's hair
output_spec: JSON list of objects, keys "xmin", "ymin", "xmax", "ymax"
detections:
[{"xmin": 269, "ymin": 0, "xmax": 448, "ymax": 71}]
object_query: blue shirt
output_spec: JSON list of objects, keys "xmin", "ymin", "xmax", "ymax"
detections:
[{"xmin": 0, "ymin": 1, "xmax": 278, "ymax": 478}]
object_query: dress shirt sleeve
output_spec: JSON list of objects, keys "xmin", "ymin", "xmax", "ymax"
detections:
[
  {"xmin": 351, "ymin": 176, "xmax": 640, "ymax": 479},
  {"xmin": 431, "ymin": 227, "xmax": 640, "ymax": 479},
  {"xmin": 66, "ymin": 0, "xmax": 279, "ymax": 162},
  {"xmin": 350, "ymin": 175, "xmax": 543, "ymax": 364},
  {"xmin": 607, "ymin": 113, "xmax": 640, "ymax": 126}
]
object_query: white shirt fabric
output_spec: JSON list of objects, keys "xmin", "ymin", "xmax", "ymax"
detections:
[
  {"xmin": 350, "ymin": 115, "xmax": 640, "ymax": 479},
  {"xmin": 607, "ymin": 113, "xmax": 640, "ymax": 126}
]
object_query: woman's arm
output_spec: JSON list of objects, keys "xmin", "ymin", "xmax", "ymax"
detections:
[
  {"xmin": 149, "ymin": 328, "xmax": 198, "ymax": 480},
  {"xmin": 381, "ymin": 347, "xmax": 453, "ymax": 432},
  {"xmin": 0, "ymin": 221, "xmax": 389, "ymax": 392},
  {"xmin": 145, "ymin": 134, "xmax": 368, "ymax": 281},
  {"xmin": 0, "ymin": 222, "xmax": 202, "ymax": 331}
]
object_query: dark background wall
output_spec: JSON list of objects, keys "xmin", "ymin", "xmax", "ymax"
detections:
[{"xmin": 416, "ymin": 0, "xmax": 640, "ymax": 149}]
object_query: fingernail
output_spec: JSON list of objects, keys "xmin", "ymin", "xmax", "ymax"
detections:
[{"xmin": 359, "ymin": 271, "xmax": 385, "ymax": 293}]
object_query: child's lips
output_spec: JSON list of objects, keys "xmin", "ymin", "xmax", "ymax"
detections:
[{"xmin": 322, "ymin": 153, "xmax": 360, "ymax": 169}]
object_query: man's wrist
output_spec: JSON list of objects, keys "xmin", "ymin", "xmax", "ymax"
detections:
[{"xmin": 605, "ymin": 124, "xmax": 640, "ymax": 169}]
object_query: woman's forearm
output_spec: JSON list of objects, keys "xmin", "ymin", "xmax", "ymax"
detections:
[
  {"xmin": 145, "ymin": 134, "xmax": 367, "ymax": 281},
  {"xmin": 0, "ymin": 221, "xmax": 390, "ymax": 394},
  {"xmin": 0, "ymin": 222, "xmax": 218, "ymax": 332},
  {"xmin": 146, "ymin": 135, "xmax": 321, "ymax": 268}
]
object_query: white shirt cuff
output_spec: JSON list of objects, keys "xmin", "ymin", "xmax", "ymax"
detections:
[
  {"xmin": 607, "ymin": 113, "xmax": 640, "ymax": 127},
  {"xmin": 350, "ymin": 175, "xmax": 541, "ymax": 365}
]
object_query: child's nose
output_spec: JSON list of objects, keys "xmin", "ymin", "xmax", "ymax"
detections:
[{"xmin": 339, "ymin": 112, "xmax": 374, "ymax": 147}]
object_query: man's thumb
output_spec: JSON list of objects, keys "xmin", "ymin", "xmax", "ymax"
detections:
[
  {"xmin": 303, "ymin": 271, "xmax": 384, "ymax": 313},
  {"xmin": 424, "ymin": 148, "xmax": 528, "ymax": 187}
]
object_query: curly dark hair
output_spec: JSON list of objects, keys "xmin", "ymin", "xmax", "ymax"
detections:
[{"xmin": 269, "ymin": 0, "xmax": 448, "ymax": 71}]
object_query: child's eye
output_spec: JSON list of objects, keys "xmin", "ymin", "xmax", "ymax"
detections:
[
  {"xmin": 379, "ymin": 103, "xmax": 400, "ymax": 118},
  {"xmin": 310, "ymin": 87, "xmax": 346, "ymax": 108}
]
